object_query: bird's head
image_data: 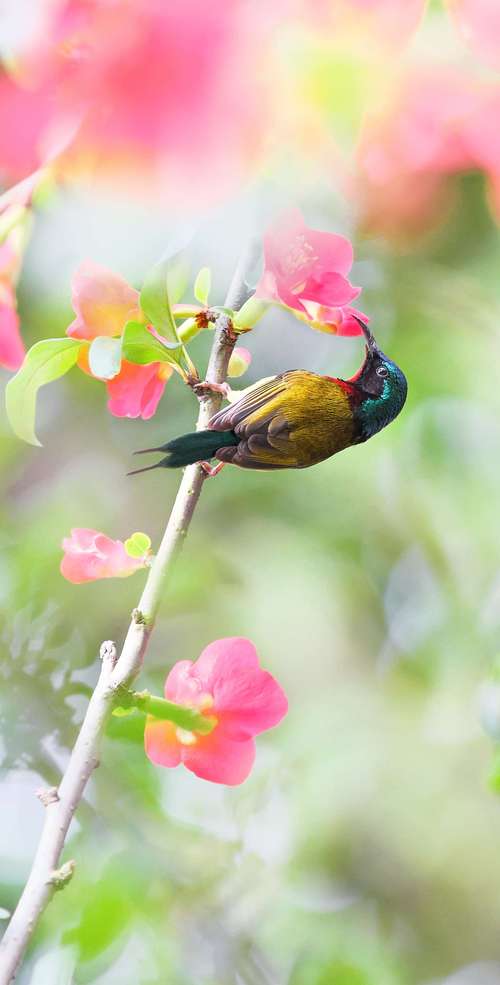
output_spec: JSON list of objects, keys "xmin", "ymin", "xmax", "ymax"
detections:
[{"xmin": 345, "ymin": 317, "xmax": 408, "ymax": 441}]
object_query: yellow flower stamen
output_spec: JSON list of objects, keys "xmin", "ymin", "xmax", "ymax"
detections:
[{"xmin": 176, "ymin": 728, "xmax": 197, "ymax": 746}]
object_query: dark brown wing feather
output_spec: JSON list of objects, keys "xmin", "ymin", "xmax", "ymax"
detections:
[
  {"xmin": 209, "ymin": 374, "xmax": 297, "ymax": 469},
  {"xmin": 208, "ymin": 371, "xmax": 354, "ymax": 470},
  {"xmin": 209, "ymin": 375, "xmax": 289, "ymax": 431}
]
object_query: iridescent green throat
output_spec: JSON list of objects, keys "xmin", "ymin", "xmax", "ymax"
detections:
[{"xmin": 354, "ymin": 360, "xmax": 408, "ymax": 443}]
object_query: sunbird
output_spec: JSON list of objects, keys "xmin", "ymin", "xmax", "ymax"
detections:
[{"xmin": 130, "ymin": 319, "xmax": 407, "ymax": 475}]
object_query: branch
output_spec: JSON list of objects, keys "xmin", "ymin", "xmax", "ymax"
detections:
[{"xmin": 0, "ymin": 239, "xmax": 259, "ymax": 985}]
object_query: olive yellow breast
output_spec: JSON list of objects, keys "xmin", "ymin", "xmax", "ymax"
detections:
[{"xmin": 270, "ymin": 371, "xmax": 355, "ymax": 468}]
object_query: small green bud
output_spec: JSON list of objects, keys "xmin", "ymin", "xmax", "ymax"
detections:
[
  {"xmin": 124, "ymin": 532, "xmax": 152, "ymax": 558},
  {"xmin": 233, "ymin": 296, "xmax": 269, "ymax": 330}
]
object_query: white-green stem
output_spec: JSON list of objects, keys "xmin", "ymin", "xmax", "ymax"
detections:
[{"xmin": 0, "ymin": 240, "xmax": 259, "ymax": 984}]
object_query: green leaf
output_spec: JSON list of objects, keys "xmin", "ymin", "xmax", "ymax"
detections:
[
  {"xmin": 124, "ymin": 531, "xmax": 151, "ymax": 558},
  {"xmin": 6, "ymin": 338, "xmax": 82, "ymax": 446},
  {"xmin": 88, "ymin": 336, "xmax": 122, "ymax": 380},
  {"xmin": 121, "ymin": 321, "xmax": 182, "ymax": 367},
  {"xmin": 167, "ymin": 259, "xmax": 190, "ymax": 304},
  {"xmin": 194, "ymin": 266, "xmax": 211, "ymax": 305},
  {"xmin": 63, "ymin": 857, "xmax": 135, "ymax": 963},
  {"xmin": 112, "ymin": 706, "xmax": 139, "ymax": 718},
  {"xmin": 140, "ymin": 260, "xmax": 179, "ymax": 343}
]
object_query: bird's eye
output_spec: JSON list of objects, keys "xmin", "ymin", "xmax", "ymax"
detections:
[{"xmin": 376, "ymin": 365, "xmax": 388, "ymax": 378}]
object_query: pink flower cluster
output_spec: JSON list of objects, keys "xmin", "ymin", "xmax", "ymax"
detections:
[
  {"xmin": 60, "ymin": 544, "xmax": 288, "ymax": 785},
  {"xmin": 0, "ymin": 0, "xmax": 264, "ymax": 205},
  {"xmin": 62, "ymin": 210, "xmax": 367, "ymax": 423},
  {"xmin": 145, "ymin": 638, "xmax": 288, "ymax": 785}
]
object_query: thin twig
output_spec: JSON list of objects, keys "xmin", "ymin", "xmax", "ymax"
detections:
[{"xmin": 0, "ymin": 239, "xmax": 259, "ymax": 984}]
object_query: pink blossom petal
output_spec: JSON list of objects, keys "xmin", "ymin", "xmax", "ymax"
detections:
[
  {"xmin": 193, "ymin": 638, "xmax": 288, "ymax": 740},
  {"xmin": 182, "ymin": 732, "xmax": 256, "ymax": 786},
  {"xmin": 461, "ymin": 89, "xmax": 500, "ymax": 175},
  {"xmin": 0, "ymin": 285, "xmax": 24, "ymax": 370},
  {"xmin": 144, "ymin": 719, "xmax": 182, "ymax": 768},
  {"xmin": 194, "ymin": 637, "xmax": 261, "ymax": 685},
  {"xmin": 60, "ymin": 527, "xmax": 146, "ymax": 583},
  {"xmin": 63, "ymin": 527, "xmax": 99, "ymax": 551},
  {"xmin": 304, "ymin": 304, "xmax": 369, "ymax": 336},
  {"xmin": 272, "ymin": 282, "xmax": 310, "ymax": 315},
  {"xmin": 306, "ymin": 228, "xmax": 354, "ymax": 278},
  {"xmin": 106, "ymin": 361, "xmax": 167, "ymax": 420},
  {"xmin": 302, "ymin": 271, "xmax": 360, "ymax": 307},
  {"xmin": 337, "ymin": 306, "xmax": 370, "ymax": 336},
  {"xmin": 261, "ymin": 208, "xmax": 314, "ymax": 281},
  {"xmin": 0, "ymin": 74, "xmax": 53, "ymax": 184},
  {"xmin": 165, "ymin": 660, "xmax": 206, "ymax": 706},
  {"xmin": 254, "ymin": 269, "xmax": 280, "ymax": 304},
  {"xmin": 67, "ymin": 260, "xmax": 140, "ymax": 340}
]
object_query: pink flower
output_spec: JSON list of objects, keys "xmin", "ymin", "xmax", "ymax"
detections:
[
  {"xmin": 11, "ymin": 0, "xmax": 265, "ymax": 207},
  {"xmin": 106, "ymin": 359, "xmax": 171, "ymax": 420},
  {"xmin": 256, "ymin": 209, "xmax": 365, "ymax": 335},
  {"xmin": 61, "ymin": 528, "xmax": 149, "ymax": 584},
  {"xmin": 355, "ymin": 68, "xmax": 484, "ymax": 237},
  {"xmin": 68, "ymin": 261, "xmax": 172, "ymax": 419},
  {"xmin": 145, "ymin": 638, "xmax": 288, "ymax": 786},
  {"xmin": 0, "ymin": 238, "xmax": 24, "ymax": 371},
  {"xmin": 67, "ymin": 260, "xmax": 141, "ymax": 340}
]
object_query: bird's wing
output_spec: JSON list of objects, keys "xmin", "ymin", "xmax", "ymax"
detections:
[
  {"xmin": 208, "ymin": 371, "xmax": 333, "ymax": 470},
  {"xmin": 209, "ymin": 375, "xmax": 289, "ymax": 432}
]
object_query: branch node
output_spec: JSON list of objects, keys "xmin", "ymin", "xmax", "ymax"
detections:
[
  {"xmin": 220, "ymin": 316, "xmax": 237, "ymax": 345},
  {"xmin": 132, "ymin": 608, "xmax": 147, "ymax": 625},
  {"xmin": 99, "ymin": 640, "xmax": 117, "ymax": 666},
  {"xmin": 36, "ymin": 786, "xmax": 59, "ymax": 807},
  {"xmin": 47, "ymin": 860, "xmax": 76, "ymax": 890}
]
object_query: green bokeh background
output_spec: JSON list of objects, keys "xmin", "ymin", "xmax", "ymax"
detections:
[{"xmin": 3, "ymin": 6, "xmax": 500, "ymax": 984}]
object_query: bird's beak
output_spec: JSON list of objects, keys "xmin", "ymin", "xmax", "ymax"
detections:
[{"xmin": 353, "ymin": 315, "xmax": 379, "ymax": 355}]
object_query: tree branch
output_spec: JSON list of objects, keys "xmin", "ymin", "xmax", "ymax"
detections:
[{"xmin": 0, "ymin": 239, "xmax": 259, "ymax": 985}]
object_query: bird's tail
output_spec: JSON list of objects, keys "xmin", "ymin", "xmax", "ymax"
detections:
[{"xmin": 128, "ymin": 428, "xmax": 238, "ymax": 475}]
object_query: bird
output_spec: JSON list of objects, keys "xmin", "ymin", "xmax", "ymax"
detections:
[{"xmin": 128, "ymin": 318, "xmax": 407, "ymax": 475}]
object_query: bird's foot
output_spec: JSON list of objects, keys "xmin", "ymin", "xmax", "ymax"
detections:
[
  {"xmin": 200, "ymin": 461, "xmax": 226, "ymax": 478},
  {"xmin": 193, "ymin": 380, "xmax": 231, "ymax": 400}
]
